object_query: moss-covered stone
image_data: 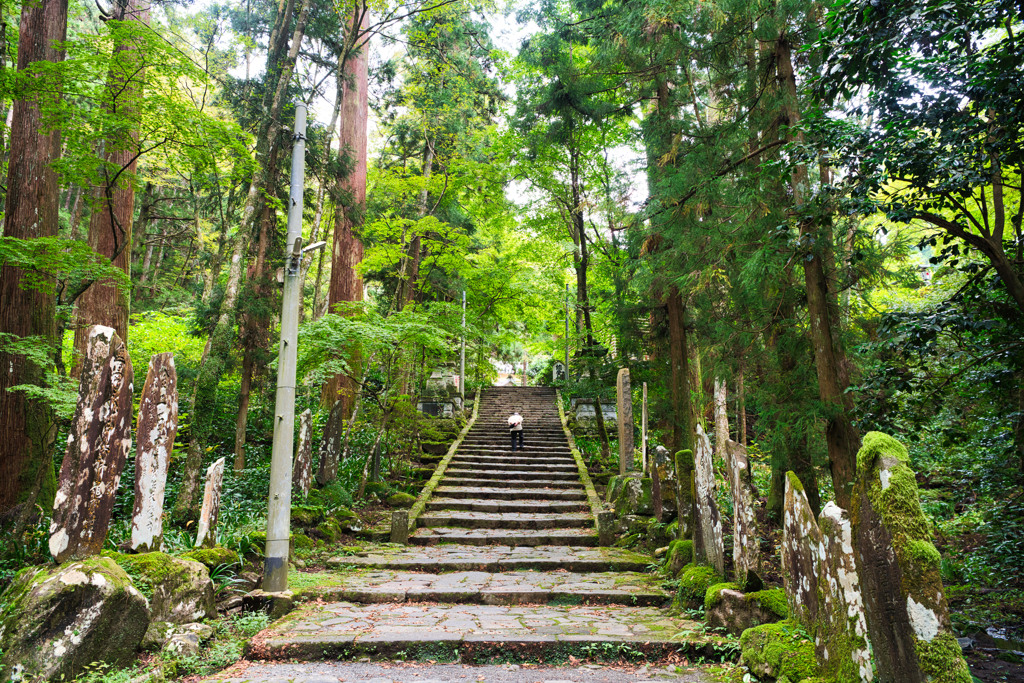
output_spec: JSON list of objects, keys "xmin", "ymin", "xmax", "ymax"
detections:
[
  {"xmin": 421, "ymin": 440, "xmax": 449, "ymax": 455},
  {"xmin": 665, "ymin": 539, "xmax": 693, "ymax": 573},
  {"xmin": 0, "ymin": 557, "xmax": 150, "ymax": 682},
  {"xmin": 739, "ymin": 620, "xmax": 820, "ymax": 682},
  {"xmin": 745, "ymin": 588, "xmax": 788, "ymax": 619},
  {"xmin": 675, "ymin": 563, "xmax": 722, "ymax": 610},
  {"xmin": 852, "ymin": 432, "xmax": 972, "ymax": 683},
  {"xmin": 292, "ymin": 533, "xmax": 315, "ymax": 550},
  {"xmin": 181, "ymin": 547, "xmax": 240, "ymax": 570},
  {"xmin": 386, "ymin": 492, "xmax": 417, "ymax": 508},
  {"xmin": 110, "ymin": 551, "xmax": 215, "ymax": 623},
  {"xmin": 316, "ymin": 518, "xmax": 343, "ymax": 543},
  {"xmin": 704, "ymin": 582, "xmax": 740, "ymax": 611},
  {"xmin": 291, "ymin": 504, "xmax": 327, "ymax": 528}
]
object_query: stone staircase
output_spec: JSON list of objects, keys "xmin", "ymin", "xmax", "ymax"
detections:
[
  {"xmin": 242, "ymin": 387, "xmax": 717, "ymax": 667},
  {"xmin": 413, "ymin": 387, "xmax": 598, "ymax": 546}
]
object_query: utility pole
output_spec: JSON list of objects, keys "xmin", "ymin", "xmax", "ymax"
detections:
[
  {"xmin": 263, "ymin": 102, "xmax": 308, "ymax": 593},
  {"xmin": 460, "ymin": 290, "xmax": 466, "ymax": 401}
]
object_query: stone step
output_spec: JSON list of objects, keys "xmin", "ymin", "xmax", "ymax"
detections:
[
  {"xmin": 290, "ymin": 570, "xmax": 671, "ymax": 607},
  {"xmin": 444, "ymin": 468, "xmax": 579, "ymax": 482},
  {"xmin": 247, "ymin": 603, "xmax": 718, "ymax": 663},
  {"xmin": 450, "ymin": 455, "xmax": 575, "ymax": 466},
  {"xmin": 455, "ymin": 447, "xmax": 572, "ymax": 456},
  {"xmin": 410, "ymin": 527, "xmax": 598, "ymax": 546},
  {"xmin": 426, "ymin": 497, "xmax": 587, "ymax": 513},
  {"xmin": 440, "ymin": 477, "xmax": 580, "ymax": 489},
  {"xmin": 327, "ymin": 544, "xmax": 651, "ymax": 572},
  {"xmin": 432, "ymin": 486, "xmax": 587, "ymax": 501},
  {"xmin": 447, "ymin": 460, "xmax": 577, "ymax": 472},
  {"xmin": 418, "ymin": 511, "xmax": 593, "ymax": 530}
]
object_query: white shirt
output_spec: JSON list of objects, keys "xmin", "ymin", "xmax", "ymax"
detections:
[{"xmin": 508, "ymin": 413, "xmax": 523, "ymax": 431}]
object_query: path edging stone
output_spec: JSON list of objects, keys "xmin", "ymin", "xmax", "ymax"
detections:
[
  {"xmin": 404, "ymin": 391, "xmax": 481, "ymax": 539},
  {"xmin": 555, "ymin": 389, "xmax": 607, "ymax": 540}
]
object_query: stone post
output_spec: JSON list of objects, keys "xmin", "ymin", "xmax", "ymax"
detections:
[
  {"xmin": 616, "ymin": 368, "xmax": 634, "ymax": 474},
  {"xmin": 674, "ymin": 449, "xmax": 695, "ymax": 541},
  {"xmin": 597, "ymin": 510, "xmax": 616, "ymax": 546},
  {"xmin": 727, "ymin": 439, "xmax": 760, "ymax": 590},
  {"xmin": 130, "ymin": 352, "xmax": 178, "ymax": 552},
  {"xmin": 292, "ymin": 409, "xmax": 313, "ymax": 498},
  {"xmin": 852, "ymin": 433, "xmax": 971, "ymax": 683},
  {"xmin": 390, "ymin": 510, "xmax": 410, "ymax": 544},
  {"xmin": 783, "ymin": 472, "xmax": 875, "ymax": 683},
  {"xmin": 50, "ymin": 326, "xmax": 133, "ymax": 563},
  {"xmin": 195, "ymin": 457, "xmax": 226, "ymax": 548},
  {"xmin": 782, "ymin": 471, "xmax": 823, "ymax": 627},
  {"xmin": 694, "ymin": 423, "xmax": 725, "ymax": 574},
  {"xmin": 641, "ymin": 381, "xmax": 648, "ymax": 473}
]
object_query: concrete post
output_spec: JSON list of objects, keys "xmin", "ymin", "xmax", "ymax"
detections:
[
  {"xmin": 616, "ymin": 368, "xmax": 634, "ymax": 474},
  {"xmin": 263, "ymin": 102, "xmax": 308, "ymax": 592}
]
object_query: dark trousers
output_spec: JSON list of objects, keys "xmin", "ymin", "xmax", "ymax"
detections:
[{"xmin": 510, "ymin": 430, "xmax": 523, "ymax": 451}]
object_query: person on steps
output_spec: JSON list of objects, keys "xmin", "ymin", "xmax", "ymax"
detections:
[{"xmin": 508, "ymin": 409, "xmax": 524, "ymax": 451}]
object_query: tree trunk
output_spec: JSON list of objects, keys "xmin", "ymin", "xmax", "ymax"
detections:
[
  {"xmin": 777, "ymin": 34, "xmax": 860, "ymax": 508},
  {"xmin": 322, "ymin": 2, "xmax": 369, "ymax": 416},
  {"xmin": 0, "ymin": 0, "xmax": 68, "ymax": 515},
  {"xmin": 233, "ymin": 186, "xmax": 277, "ymax": 471},
  {"xmin": 72, "ymin": 0, "xmax": 151, "ymax": 361},
  {"xmin": 666, "ymin": 288, "xmax": 695, "ymax": 456}
]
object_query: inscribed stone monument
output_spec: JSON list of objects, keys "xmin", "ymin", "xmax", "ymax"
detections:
[
  {"xmin": 131, "ymin": 352, "xmax": 178, "ymax": 552},
  {"xmin": 50, "ymin": 326, "xmax": 133, "ymax": 562}
]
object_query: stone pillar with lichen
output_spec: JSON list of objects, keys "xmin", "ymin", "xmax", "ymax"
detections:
[
  {"xmin": 293, "ymin": 409, "xmax": 313, "ymax": 498},
  {"xmin": 130, "ymin": 352, "xmax": 178, "ymax": 552},
  {"xmin": 50, "ymin": 326, "xmax": 133, "ymax": 563},
  {"xmin": 851, "ymin": 432, "xmax": 971, "ymax": 683},
  {"xmin": 727, "ymin": 438, "xmax": 760, "ymax": 590},
  {"xmin": 195, "ymin": 457, "xmax": 225, "ymax": 548},
  {"xmin": 694, "ymin": 423, "xmax": 725, "ymax": 574}
]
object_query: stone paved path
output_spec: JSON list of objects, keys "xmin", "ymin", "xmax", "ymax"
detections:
[
  {"xmin": 239, "ymin": 388, "xmax": 714, "ymax": 672},
  {"xmin": 207, "ymin": 661, "xmax": 709, "ymax": 683},
  {"xmin": 294, "ymin": 569, "xmax": 669, "ymax": 606}
]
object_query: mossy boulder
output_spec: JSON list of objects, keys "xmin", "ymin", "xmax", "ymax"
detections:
[
  {"xmin": 333, "ymin": 507, "xmax": 359, "ymax": 531},
  {"xmin": 291, "ymin": 504, "xmax": 327, "ymax": 528},
  {"xmin": 413, "ymin": 467, "xmax": 435, "ymax": 480},
  {"xmin": 665, "ymin": 539, "xmax": 693, "ymax": 573},
  {"xmin": 110, "ymin": 551, "xmax": 215, "ymax": 623},
  {"xmin": 180, "ymin": 547, "xmax": 240, "ymax": 571},
  {"xmin": 292, "ymin": 533, "xmax": 315, "ymax": 550},
  {"xmin": 705, "ymin": 585, "xmax": 787, "ymax": 636},
  {"xmin": 364, "ymin": 482, "xmax": 388, "ymax": 498},
  {"xmin": 746, "ymin": 588, "xmax": 789, "ymax": 620},
  {"xmin": 316, "ymin": 518, "xmax": 343, "ymax": 543},
  {"xmin": 386, "ymin": 492, "xmax": 417, "ymax": 508},
  {"xmin": 421, "ymin": 440, "xmax": 449, "ymax": 455},
  {"xmin": 852, "ymin": 432, "xmax": 972, "ymax": 683},
  {"xmin": 675, "ymin": 563, "xmax": 722, "ymax": 610},
  {"xmin": 740, "ymin": 620, "xmax": 820, "ymax": 682},
  {"xmin": 0, "ymin": 557, "xmax": 150, "ymax": 682},
  {"xmin": 704, "ymin": 582, "xmax": 741, "ymax": 611}
]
